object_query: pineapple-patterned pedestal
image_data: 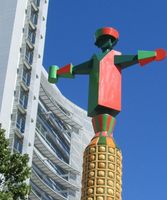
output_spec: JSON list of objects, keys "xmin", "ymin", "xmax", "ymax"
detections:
[{"xmin": 81, "ymin": 114, "xmax": 122, "ymax": 200}]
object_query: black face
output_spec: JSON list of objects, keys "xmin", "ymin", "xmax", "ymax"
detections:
[{"xmin": 95, "ymin": 35, "xmax": 117, "ymax": 52}]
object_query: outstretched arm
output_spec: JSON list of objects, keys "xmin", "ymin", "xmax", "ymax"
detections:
[
  {"xmin": 115, "ymin": 48, "xmax": 166, "ymax": 69},
  {"xmin": 48, "ymin": 59, "xmax": 92, "ymax": 83},
  {"xmin": 73, "ymin": 59, "xmax": 92, "ymax": 74}
]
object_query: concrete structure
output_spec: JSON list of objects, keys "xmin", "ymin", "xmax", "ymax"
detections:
[
  {"xmin": 29, "ymin": 69, "xmax": 93, "ymax": 199},
  {"xmin": 0, "ymin": 0, "xmax": 93, "ymax": 199}
]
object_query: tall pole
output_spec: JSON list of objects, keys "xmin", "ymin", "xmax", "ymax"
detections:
[{"xmin": 81, "ymin": 114, "xmax": 122, "ymax": 200}]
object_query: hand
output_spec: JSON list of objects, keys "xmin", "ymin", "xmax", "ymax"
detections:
[
  {"xmin": 48, "ymin": 65, "xmax": 59, "ymax": 83},
  {"xmin": 155, "ymin": 48, "xmax": 167, "ymax": 61}
]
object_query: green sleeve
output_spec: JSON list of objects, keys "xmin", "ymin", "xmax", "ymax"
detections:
[
  {"xmin": 73, "ymin": 59, "xmax": 92, "ymax": 74},
  {"xmin": 115, "ymin": 50, "xmax": 157, "ymax": 69},
  {"xmin": 114, "ymin": 55, "xmax": 138, "ymax": 69}
]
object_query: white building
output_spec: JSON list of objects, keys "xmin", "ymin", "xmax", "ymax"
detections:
[{"xmin": 0, "ymin": 0, "xmax": 93, "ymax": 199}]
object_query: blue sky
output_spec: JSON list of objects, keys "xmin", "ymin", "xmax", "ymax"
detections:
[{"xmin": 43, "ymin": 1, "xmax": 167, "ymax": 199}]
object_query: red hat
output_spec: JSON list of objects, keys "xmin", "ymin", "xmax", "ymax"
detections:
[{"xmin": 95, "ymin": 27, "xmax": 119, "ymax": 42}]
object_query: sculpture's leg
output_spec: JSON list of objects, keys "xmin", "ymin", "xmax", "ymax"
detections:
[{"xmin": 81, "ymin": 114, "xmax": 122, "ymax": 200}]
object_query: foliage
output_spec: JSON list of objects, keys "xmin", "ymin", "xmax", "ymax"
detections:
[{"xmin": 0, "ymin": 128, "xmax": 31, "ymax": 199}]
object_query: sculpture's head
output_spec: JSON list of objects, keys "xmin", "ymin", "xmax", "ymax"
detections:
[{"xmin": 95, "ymin": 27, "xmax": 119, "ymax": 52}]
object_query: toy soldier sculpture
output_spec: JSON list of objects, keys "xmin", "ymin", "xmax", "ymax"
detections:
[{"xmin": 48, "ymin": 27, "xmax": 166, "ymax": 200}]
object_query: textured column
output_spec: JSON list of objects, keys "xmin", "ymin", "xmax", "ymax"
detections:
[{"xmin": 81, "ymin": 114, "xmax": 122, "ymax": 200}]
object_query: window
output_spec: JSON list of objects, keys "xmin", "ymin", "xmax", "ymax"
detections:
[
  {"xmin": 19, "ymin": 87, "xmax": 28, "ymax": 109},
  {"xmin": 14, "ymin": 135, "xmax": 23, "ymax": 153},
  {"xmin": 47, "ymin": 160, "xmax": 68, "ymax": 178},
  {"xmin": 22, "ymin": 66, "xmax": 31, "ymax": 86},
  {"xmin": 57, "ymin": 103, "xmax": 71, "ymax": 116},
  {"xmin": 25, "ymin": 45, "xmax": 33, "ymax": 65},
  {"xmin": 16, "ymin": 111, "xmax": 26, "ymax": 133},
  {"xmin": 30, "ymin": 7, "xmax": 38, "ymax": 25},
  {"xmin": 33, "ymin": 0, "xmax": 40, "ymax": 7},
  {"xmin": 28, "ymin": 26, "xmax": 36, "ymax": 44}
]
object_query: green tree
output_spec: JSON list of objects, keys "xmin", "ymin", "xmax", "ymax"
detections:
[{"xmin": 0, "ymin": 128, "xmax": 31, "ymax": 200}]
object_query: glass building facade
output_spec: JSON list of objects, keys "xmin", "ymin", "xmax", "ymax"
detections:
[{"xmin": 0, "ymin": 0, "xmax": 93, "ymax": 199}]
